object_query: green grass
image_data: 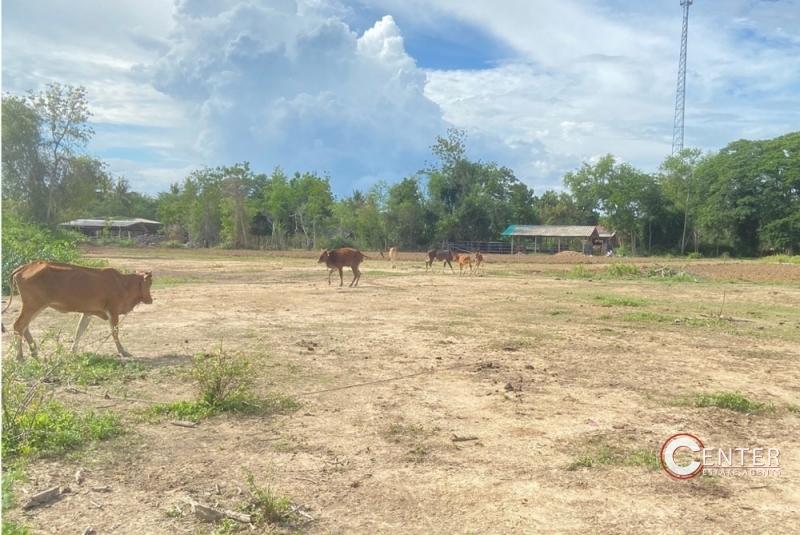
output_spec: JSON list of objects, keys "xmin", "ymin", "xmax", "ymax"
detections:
[
  {"xmin": 787, "ymin": 404, "xmax": 799, "ymax": 413},
  {"xmin": 241, "ymin": 468, "xmax": 294, "ymax": 525},
  {"xmin": 621, "ymin": 311, "xmax": 676, "ymax": 323},
  {"xmin": 2, "ymin": 356, "xmax": 126, "ymax": 459},
  {"xmin": 760, "ymin": 254, "xmax": 800, "ymax": 265},
  {"xmin": 64, "ymin": 353, "xmax": 148, "ymax": 385},
  {"xmin": 674, "ymin": 391, "xmax": 774, "ymax": 414},
  {"xmin": 593, "ymin": 295, "xmax": 649, "ymax": 307},
  {"xmin": 566, "ymin": 443, "xmax": 660, "ymax": 471},
  {"xmin": 153, "ymin": 275, "xmax": 209, "ymax": 287},
  {"xmin": 567, "ymin": 264, "xmax": 594, "ymax": 279},
  {"xmin": 148, "ymin": 392, "xmax": 298, "ymax": 422},
  {"xmin": 2, "ymin": 470, "xmax": 31, "ymax": 535},
  {"xmin": 2, "ymin": 400, "xmax": 124, "ymax": 458}
]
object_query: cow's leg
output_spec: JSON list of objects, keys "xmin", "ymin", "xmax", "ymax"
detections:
[
  {"xmin": 327, "ymin": 268, "xmax": 335, "ymax": 285},
  {"xmin": 12, "ymin": 304, "xmax": 44, "ymax": 360},
  {"xmin": 108, "ymin": 312, "xmax": 132, "ymax": 358},
  {"xmin": 71, "ymin": 313, "xmax": 93, "ymax": 354},
  {"xmin": 351, "ymin": 266, "xmax": 361, "ymax": 287},
  {"xmin": 338, "ymin": 267, "xmax": 344, "ymax": 287}
]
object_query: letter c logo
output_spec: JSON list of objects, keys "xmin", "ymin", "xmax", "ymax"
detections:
[{"xmin": 661, "ymin": 434, "xmax": 704, "ymax": 479}]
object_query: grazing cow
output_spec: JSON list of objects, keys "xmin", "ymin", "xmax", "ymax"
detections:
[
  {"xmin": 426, "ymin": 248, "xmax": 455, "ymax": 273},
  {"xmin": 388, "ymin": 247, "xmax": 398, "ymax": 268},
  {"xmin": 472, "ymin": 251, "xmax": 484, "ymax": 275},
  {"xmin": 453, "ymin": 253, "xmax": 473, "ymax": 275},
  {"xmin": 318, "ymin": 248, "xmax": 369, "ymax": 287},
  {"xmin": 3, "ymin": 261, "xmax": 154, "ymax": 360}
]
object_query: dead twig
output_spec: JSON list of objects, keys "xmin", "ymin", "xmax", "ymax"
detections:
[
  {"xmin": 451, "ymin": 434, "xmax": 479, "ymax": 442},
  {"xmin": 170, "ymin": 420, "xmax": 197, "ymax": 428}
]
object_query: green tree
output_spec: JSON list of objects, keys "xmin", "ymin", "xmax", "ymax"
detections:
[
  {"xmin": 659, "ymin": 148, "xmax": 706, "ymax": 254},
  {"xmin": 29, "ymin": 83, "xmax": 95, "ymax": 224},
  {"xmin": 563, "ymin": 155, "xmax": 654, "ymax": 255},
  {"xmin": 2, "ymin": 93, "xmax": 47, "ymax": 221},
  {"xmin": 695, "ymin": 132, "xmax": 800, "ymax": 255}
]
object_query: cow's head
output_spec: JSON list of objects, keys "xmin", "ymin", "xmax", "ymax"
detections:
[
  {"xmin": 140, "ymin": 271, "xmax": 154, "ymax": 304},
  {"xmin": 317, "ymin": 250, "xmax": 330, "ymax": 264}
]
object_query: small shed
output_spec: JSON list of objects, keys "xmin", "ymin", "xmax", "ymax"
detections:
[
  {"xmin": 60, "ymin": 218, "xmax": 163, "ymax": 239},
  {"xmin": 595, "ymin": 226, "xmax": 618, "ymax": 255},
  {"xmin": 501, "ymin": 225, "xmax": 600, "ymax": 255}
]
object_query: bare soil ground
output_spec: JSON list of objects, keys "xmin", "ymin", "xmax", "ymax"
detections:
[{"xmin": 3, "ymin": 248, "xmax": 800, "ymax": 534}]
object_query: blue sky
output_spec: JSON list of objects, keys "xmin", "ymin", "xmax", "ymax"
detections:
[{"xmin": 2, "ymin": 0, "xmax": 799, "ymax": 199}]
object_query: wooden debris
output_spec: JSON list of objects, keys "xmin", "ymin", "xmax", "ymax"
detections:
[
  {"xmin": 289, "ymin": 504, "xmax": 315, "ymax": 521},
  {"xmin": 82, "ymin": 527, "xmax": 96, "ymax": 535},
  {"xmin": 75, "ymin": 469, "xmax": 84, "ymax": 485},
  {"xmin": 91, "ymin": 485, "xmax": 112, "ymax": 493},
  {"xmin": 183, "ymin": 497, "xmax": 252, "ymax": 524},
  {"xmin": 22, "ymin": 486, "xmax": 60, "ymax": 509},
  {"xmin": 170, "ymin": 420, "xmax": 197, "ymax": 428},
  {"xmin": 451, "ymin": 434, "xmax": 479, "ymax": 442}
]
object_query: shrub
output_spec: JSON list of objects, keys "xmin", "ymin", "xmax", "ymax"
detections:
[
  {"xmin": 2, "ymin": 359, "xmax": 124, "ymax": 459},
  {"xmin": 687, "ymin": 252, "xmax": 704, "ymax": 259},
  {"xmin": 603, "ymin": 263, "xmax": 640, "ymax": 278}
]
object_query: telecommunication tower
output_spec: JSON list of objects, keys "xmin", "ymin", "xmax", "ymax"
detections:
[{"xmin": 671, "ymin": 0, "xmax": 693, "ymax": 155}]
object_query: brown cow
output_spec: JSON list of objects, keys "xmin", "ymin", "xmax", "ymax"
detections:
[
  {"xmin": 425, "ymin": 248, "xmax": 455, "ymax": 273},
  {"xmin": 454, "ymin": 253, "xmax": 473, "ymax": 275},
  {"xmin": 318, "ymin": 248, "xmax": 369, "ymax": 287},
  {"xmin": 472, "ymin": 251, "xmax": 484, "ymax": 275},
  {"xmin": 388, "ymin": 247, "xmax": 398, "ymax": 268},
  {"xmin": 3, "ymin": 261, "xmax": 154, "ymax": 360}
]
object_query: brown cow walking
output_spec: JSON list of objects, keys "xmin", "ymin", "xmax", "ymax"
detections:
[
  {"xmin": 426, "ymin": 248, "xmax": 455, "ymax": 273},
  {"xmin": 3, "ymin": 261, "xmax": 154, "ymax": 360},
  {"xmin": 318, "ymin": 248, "xmax": 369, "ymax": 287}
]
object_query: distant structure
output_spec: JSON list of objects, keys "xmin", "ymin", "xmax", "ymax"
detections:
[{"xmin": 671, "ymin": 0, "xmax": 693, "ymax": 155}]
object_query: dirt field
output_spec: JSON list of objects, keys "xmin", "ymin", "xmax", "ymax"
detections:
[{"xmin": 3, "ymin": 248, "xmax": 799, "ymax": 534}]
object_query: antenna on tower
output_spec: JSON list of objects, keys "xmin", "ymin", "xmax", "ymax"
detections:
[{"xmin": 672, "ymin": 0, "xmax": 693, "ymax": 155}]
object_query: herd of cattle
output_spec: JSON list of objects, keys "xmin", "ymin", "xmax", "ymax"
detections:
[
  {"xmin": 1, "ymin": 247, "xmax": 483, "ymax": 359},
  {"xmin": 317, "ymin": 247, "xmax": 485, "ymax": 287}
]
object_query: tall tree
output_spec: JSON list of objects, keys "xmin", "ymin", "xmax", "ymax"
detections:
[
  {"xmin": 659, "ymin": 148, "xmax": 705, "ymax": 254},
  {"xmin": 2, "ymin": 93, "xmax": 47, "ymax": 220},
  {"xmin": 28, "ymin": 83, "xmax": 94, "ymax": 223}
]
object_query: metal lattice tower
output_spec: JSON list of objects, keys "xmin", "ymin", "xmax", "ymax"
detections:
[{"xmin": 672, "ymin": 0, "xmax": 693, "ymax": 155}]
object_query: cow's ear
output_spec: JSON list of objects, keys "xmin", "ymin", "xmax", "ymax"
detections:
[{"xmin": 144, "ymin": 271, "xmax": 153, "ymax": 280}]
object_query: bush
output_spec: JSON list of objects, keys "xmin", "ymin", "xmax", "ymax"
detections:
[
  {"xmin": 687, "ymin": 252, "xmax": 704, "ymax": 259},
  {"xmin": 603, "ymin": 263, "xmax": 640, "ymax": 278}
]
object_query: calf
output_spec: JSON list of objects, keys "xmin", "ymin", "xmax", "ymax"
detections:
[
  {"xmin": 426, "ymin": 248, "xmax": 455, "ymax": 273},
  {"xmin": 318, "ymin": 248, "xmax": 369, "ymax": 287},
  {"xmin": 388, "ymin": 247, "xmax": 398, "ymax": 268},
  {"xmin": 454, "ymin": 253, "xmax": 473, "ymax": 275},
  {"xmin": 3, "ymin": 261, "xmax": 154, "ymax": 359},
  {"xmin": 472, "ymin": 251, "xmax": 484, "ymax": 275}
]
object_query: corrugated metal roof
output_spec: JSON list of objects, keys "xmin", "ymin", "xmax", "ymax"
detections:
[
  {"xmin": 502, "ymin": 225, "xmax": 599, "ymax": 238},
  {"xmin": 61, "ymin": 218, "xmax": 163, "ymax": 228}
]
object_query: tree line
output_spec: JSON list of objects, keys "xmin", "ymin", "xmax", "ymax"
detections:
[{"xmin": 3, "ymin": 84, "xmax": 798, "ymax": 256}]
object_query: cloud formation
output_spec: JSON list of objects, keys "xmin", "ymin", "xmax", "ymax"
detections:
[{"xmin": 2, "ymin": 0, "xmax": 798, "ymax": 197}]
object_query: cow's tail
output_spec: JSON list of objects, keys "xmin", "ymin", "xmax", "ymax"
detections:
[
  {"xmin": 2, "ymin": 266, "xmax": 22, "ymax": 314},
  {"xmin": 361, "ymin": 253, "xmax": 372, "ymax": 260}
]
